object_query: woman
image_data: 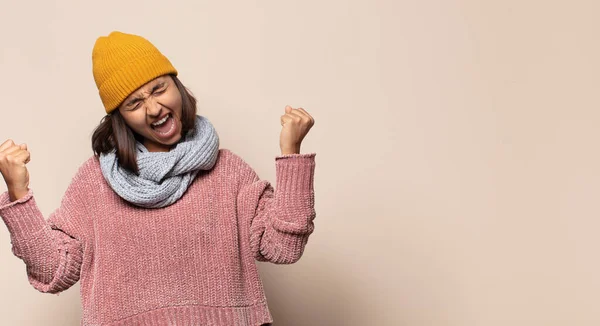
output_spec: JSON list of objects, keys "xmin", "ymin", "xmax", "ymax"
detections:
[{"xmin": 0, "ymin": 31, "xmax": 316, "ymax": 326}]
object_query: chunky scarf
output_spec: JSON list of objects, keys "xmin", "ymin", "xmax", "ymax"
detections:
[{"xmin": 99, "ymin": 114, "xmax": 220, "ymax": 208}]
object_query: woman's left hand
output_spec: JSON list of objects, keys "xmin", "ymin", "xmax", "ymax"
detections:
[{"xmin": 279, "ymin": 105, "xmax": 315, "ymax": 155}]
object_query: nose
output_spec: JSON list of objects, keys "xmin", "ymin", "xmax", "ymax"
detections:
[{"xmin": 145, "ymin": 97, "xmax": 162, "ymax": 118}]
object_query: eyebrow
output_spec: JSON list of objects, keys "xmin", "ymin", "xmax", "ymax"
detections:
[{"xmin": 126, "ymin": 82, "xmax": 166, "ymax": 106}]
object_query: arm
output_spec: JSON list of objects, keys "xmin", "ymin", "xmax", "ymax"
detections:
[
  {"xmin": 237, "ymin": 153, "xmax": 316, "ymax": 264},
  {"xmin": 0, "ymin": 162, "xmax": 91, "ymax": 294}
]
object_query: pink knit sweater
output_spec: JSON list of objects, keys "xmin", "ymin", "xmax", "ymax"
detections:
[{"xmin": 0, "ymin": 148, "xmax": 316, "ymax": 325}]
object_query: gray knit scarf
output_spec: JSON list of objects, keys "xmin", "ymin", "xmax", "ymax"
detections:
[{"xmin": 99, "ymin": 114, "xmax": 220, "ymax": 209}]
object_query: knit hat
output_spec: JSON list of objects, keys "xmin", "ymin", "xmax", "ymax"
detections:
[{"xmin": 92, "ymin": 31, "xmax": 178, "ymax": 114}]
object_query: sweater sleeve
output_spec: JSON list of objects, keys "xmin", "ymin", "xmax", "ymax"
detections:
[
  {"xmin": 236, "ymin": 152, "xmax": 316, "ymax": 264},
  {"xmin": 0, "ymin": 160, "xmax": 92, "ymax": 294}
]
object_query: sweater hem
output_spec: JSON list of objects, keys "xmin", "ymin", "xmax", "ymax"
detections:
[{"xmin": 97, "ymin": 302, "xmax": 273, "ymax": 326}]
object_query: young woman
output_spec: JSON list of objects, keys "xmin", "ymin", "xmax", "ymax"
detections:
[{"xmin": 0, "ymin": 31, "xmax": 316, "ymax": 326}]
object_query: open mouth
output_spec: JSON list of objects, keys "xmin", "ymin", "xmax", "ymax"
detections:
[{"xmin": 150, "ymin": 113, "xmax": 175, "ymax": 136}]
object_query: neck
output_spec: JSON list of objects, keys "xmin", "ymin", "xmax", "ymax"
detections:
[{"xmin": 143, "ymin": 140, "xmax": 172, "ymax": 152}]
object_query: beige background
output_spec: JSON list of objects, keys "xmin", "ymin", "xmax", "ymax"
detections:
[{"xmin": 1, "ymin": 0, "xmax": 599, "ymax": 325}]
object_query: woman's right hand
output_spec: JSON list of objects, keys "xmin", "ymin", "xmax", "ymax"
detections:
[{"xmin": 0, "ymin": 139, "xmax": 31, "ymax": 201}]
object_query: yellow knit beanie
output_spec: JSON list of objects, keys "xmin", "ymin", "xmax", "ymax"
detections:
[{"xmin": 92, "ymin": 31, "xmax": 178, "ymax": 114}]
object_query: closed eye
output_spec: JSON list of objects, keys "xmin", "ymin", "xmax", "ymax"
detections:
[
  {"xmin": 151, "ymin": 82, "xmax": 166, "ymax": 94},
  {"xmin": 128, "ymin": 99, "xmax": 142, "ymax": 110}
]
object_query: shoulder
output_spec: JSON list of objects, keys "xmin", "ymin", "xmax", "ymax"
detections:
[
  {"xmin": 67, "ymin": 154, "xmax": 105, "ymax": 188},
  {"xmin": 215, "ymin": 148, "xmax": 254, "ymax": 172},
  {"xmin": 213, "ymin": 148, "xmax": 260, "ymax": 183},
  {"xmin": 82, "ymin": 155, "xmax": 102, "ymax": 176}
]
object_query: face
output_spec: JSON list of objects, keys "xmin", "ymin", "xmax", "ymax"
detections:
[{"xmin": 118, "ymin": 75, "xmax": 183, "ymax": 152}]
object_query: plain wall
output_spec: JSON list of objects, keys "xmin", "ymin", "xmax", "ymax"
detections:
[{"xmin": 1, "ymin": 0, "xmax": 600, "ymax": 325}]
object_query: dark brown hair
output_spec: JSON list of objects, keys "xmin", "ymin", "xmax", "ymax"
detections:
[{"xmin": 91, "ymin": 74, "xmax": 197, "ymax": 175}]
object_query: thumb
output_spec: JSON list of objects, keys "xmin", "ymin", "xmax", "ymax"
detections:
[{"xmin": 285, "ymin": 105, "xmax": 292, "ymax": 114}]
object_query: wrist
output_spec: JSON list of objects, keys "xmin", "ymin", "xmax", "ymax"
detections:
[
  {"xmin": 280, "ymin": 144, "xmax": 301, "ymax": 155},
  {"xmin": 281, "ymin": 149, "xmax": 300, "ymax": 155},
  {"xmin": 8, "ymin": 187, "xmax": 28, "ymax": 202}
]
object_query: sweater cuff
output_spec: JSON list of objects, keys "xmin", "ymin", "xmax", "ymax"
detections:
[
  {"xmin": 274, "ymin": 153, "xmax": 316, "ymax": 194},
  {"xmin": 0, "ymin": 189, "xmax": 48, "ymax": 240}
]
